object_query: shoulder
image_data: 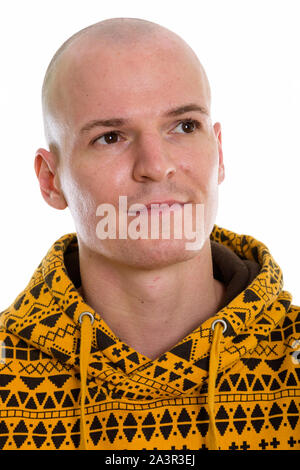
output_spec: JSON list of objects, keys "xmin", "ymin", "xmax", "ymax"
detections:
[
  {"xmin": 282, "ymin": 303, "xmax": 300, "ymax": 328},
  {"xmin": 271, "ymin": 303, "xmax": 300, "ymax": 363}
]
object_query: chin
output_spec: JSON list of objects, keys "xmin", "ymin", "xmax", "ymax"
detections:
[{"xmin": 117, "ymin": 238, "xmax": 203, "ymax": 270}]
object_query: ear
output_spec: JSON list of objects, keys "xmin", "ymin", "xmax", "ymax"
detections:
[
  {"xmin": 34, "ymin": 148, "xmax": 68, "ymax": 210},
  {"xmin": 213, "ymin": 122, "xmax": 225, "ymax": 185}
]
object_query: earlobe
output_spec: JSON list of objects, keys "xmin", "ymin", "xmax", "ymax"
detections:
[
  {"xmin": 218, "ymin": 165, "xmax": 225, "ymax": 185},
  {"xmin": 34, "ymin": 148, "xmax": 68, "ymax": 210}
]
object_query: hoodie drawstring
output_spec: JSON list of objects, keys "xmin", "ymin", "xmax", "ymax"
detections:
[
  {"xmin": 78, "ymin": 311, "xmax": 94, "ymax": 450},
  {"xmin": 207, "ymin": 318, "xmax": 227, "ymax": 451}
]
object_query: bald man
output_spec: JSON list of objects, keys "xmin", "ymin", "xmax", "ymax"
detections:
[
  {"xmin": 1, "ymin": 18, "xmax": 299, "ymax": 452},
  {"xmin": 37, "ymin": 18, "xmax": 225, "ymax": 360}
]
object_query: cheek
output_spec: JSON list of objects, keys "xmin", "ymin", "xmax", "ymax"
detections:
[
  {"xmin": 62, "ymin": 163, "xmax": 101, "ymax": 216},
  {"xmin": 180, "ymin": 145, "xmax": 219, "ymax": 191},
  {"xmin": 62, "ymin": 159, "xmax": 127, "ymax": 226}
]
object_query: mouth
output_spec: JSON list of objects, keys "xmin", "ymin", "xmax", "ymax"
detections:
[{"xmin": 128, "ymin": 200, "xmax": 188, "ymax": 215}]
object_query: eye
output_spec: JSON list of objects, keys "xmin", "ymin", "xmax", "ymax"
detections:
[
  {"xmin": 93, "ymin": 131, "xmax": 121, "ymax": 145},
  {"xmin": 173, "ymin": 119, "xmax": 201, "ymax": 134}
]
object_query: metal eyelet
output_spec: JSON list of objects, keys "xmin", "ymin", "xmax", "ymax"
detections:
[
  {"xmin": 78, "ymin": 311, "xmax": 95, "ymax": 325},
  {"xmin": 211, "ymin": 318, "xmax": 227, "ymax": 333}
]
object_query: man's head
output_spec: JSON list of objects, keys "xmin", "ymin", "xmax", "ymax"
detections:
[{"xmin": 35, "ymin": 17, "xmax": 224, "ymax": 269}]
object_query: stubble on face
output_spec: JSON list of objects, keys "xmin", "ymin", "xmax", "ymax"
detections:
[{"xmin": 41, "ymin": 20, "xmax": 223, "ymax": 270}]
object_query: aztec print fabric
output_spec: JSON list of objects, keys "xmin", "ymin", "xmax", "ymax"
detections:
[{"xmin": 0, "ymin": 224, "xmax": 299, "ymax": 450}]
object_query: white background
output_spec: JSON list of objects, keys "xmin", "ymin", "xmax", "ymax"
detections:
[{"xmin": 0, "ymin": 0, "xmax": 299, "ymax": 308}]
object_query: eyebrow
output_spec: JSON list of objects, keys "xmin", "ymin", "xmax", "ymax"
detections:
[{"xmin": 79, "ymin": 103, "xmax": 209, "ymax": 134}]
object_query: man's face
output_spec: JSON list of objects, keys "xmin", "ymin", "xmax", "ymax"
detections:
[{"xmin": 40, "ymin": 35, "xmax": 224, "ymax": 268}]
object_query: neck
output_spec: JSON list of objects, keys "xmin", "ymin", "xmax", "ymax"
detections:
[{"xmin": 77, "ymin": 238, "xmax": 225, "ymax": 360}]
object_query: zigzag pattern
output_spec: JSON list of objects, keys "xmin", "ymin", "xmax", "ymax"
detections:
[{"xmin": 0, "ymin": 225, "xmax": 299, "ymax": 449}]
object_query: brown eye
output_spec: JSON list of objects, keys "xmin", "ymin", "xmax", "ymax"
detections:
[
  {"xmin": 95, "ymin": 131, "xmax": 120, "ymax": 145},
  {"xmin": 103, "ymin": 132, "xmax": 119, "ymax": 144},
  {"xmin": 173, "ymin": 119, "xmax": 200, "ymax": 135},
  {"xmin": 181, "ymin": 120, "xmax": 196, "ymax": 133}
]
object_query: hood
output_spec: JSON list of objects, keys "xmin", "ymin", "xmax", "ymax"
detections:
[{"xmin": 0, "ymin": 224, "xmax": 292, "ymax": 403}]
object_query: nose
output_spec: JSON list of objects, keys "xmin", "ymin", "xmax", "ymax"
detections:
[{"xmin": 132, "ymin": 132, "xmax": 176, "ymax": 182}]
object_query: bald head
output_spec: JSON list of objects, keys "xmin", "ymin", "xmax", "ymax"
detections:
[{"xmin": 41, "ymin": 18, "xmax": 211, "ymax": 157}]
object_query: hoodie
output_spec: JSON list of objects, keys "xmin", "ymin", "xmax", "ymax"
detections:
[{"xmin": 0, "ymin": 224, "xmax": 299, "ymax": 451}]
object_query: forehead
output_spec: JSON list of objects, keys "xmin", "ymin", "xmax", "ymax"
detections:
[{"xmin": 52, "ymin": 35, "xmax": 209, "ymax": 129}]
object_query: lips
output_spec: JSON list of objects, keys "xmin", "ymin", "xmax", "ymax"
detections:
[
  {"xmin": 128, "ymin": 200, "xmax": 187, "ymax": 215},
  {"xmin": 145, "ymin": 200, "xmax": 185, "ymax": 210}
]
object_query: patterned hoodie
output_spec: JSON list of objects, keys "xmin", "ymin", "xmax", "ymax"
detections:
[{"xmin": 0, "ymin": 224, "xmax": 299, "ymax": 450}]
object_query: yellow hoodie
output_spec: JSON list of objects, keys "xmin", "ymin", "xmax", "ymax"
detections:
[{"xmin": 0, "ymin": 225, "xmax": 299, "ymax": 450}]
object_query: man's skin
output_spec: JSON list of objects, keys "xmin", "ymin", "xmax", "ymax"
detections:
[{"xmin": 34, "ymin": 19, "xmax": 226, "ymax": 360}]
